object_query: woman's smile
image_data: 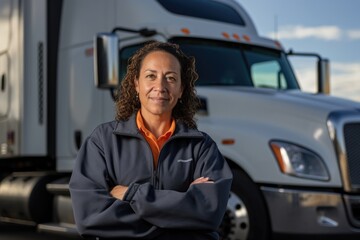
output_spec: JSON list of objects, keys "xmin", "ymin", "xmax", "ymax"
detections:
[{"xmin": 149, "ymin": 96, "xmax": 170, "ymax": 102}]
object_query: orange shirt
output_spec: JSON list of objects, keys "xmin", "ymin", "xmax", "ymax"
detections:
[{"xmin": 136, "ymin": 111, "xmax": 176, "ymax": 168}]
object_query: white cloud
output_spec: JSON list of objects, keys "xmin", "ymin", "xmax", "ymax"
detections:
[
  {"xmin": 331, "ymin": 62, "xmax": 360, "ymax": 101},
  {"xmin": 269, "ymin": 25, "xmax": 360, "ymax": 42},
  {"xmin": 347, "ymin": 30, "xmax": 360, "ymax": 40},
  {"xmin": 291, "ymin": 61, "xmax": 360, "ymax": 102},
  {"xmin": 268, "ymin": 25, "xmax": 342, "ymax": 40},
  {"xmin": 292, "ymin": 67, "xmax": 317, "ymax": 93},
  {"xmin": 332, "ymin": 62, "xmax": 360, "ymax": 80}
]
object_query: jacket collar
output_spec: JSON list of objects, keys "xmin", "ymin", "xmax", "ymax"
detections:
[{"xmin": 113, "ymin": 113, "xmax": 203, "ymax": 138}]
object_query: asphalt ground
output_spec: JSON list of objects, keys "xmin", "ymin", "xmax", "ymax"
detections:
[
  {"xmin": 1, "ymin": 223, "xmax": 359, "ymax": 240},
  {"xmin": 0, "ymin": 223, "xmax": 81, "ymax": 240}
]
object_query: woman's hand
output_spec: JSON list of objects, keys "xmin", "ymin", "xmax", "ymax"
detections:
[
  {"xmin": 190, "ymin": 177, "xmax": 214, "ymax": 186},
  {"xmin": 110, "ymin": 185, "xmax": 129, "ymax": 200}
]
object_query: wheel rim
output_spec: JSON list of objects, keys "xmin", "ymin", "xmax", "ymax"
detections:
[{"xmin": 218, "ymin": 191, "xmax": 249, "ymax": 240}]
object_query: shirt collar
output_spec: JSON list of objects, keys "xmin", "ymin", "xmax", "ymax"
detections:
[{"xmin": 136, "ymin": 111, "xmax": 176, "ymax": 139}]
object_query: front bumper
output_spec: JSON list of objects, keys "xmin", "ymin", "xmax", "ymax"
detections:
[{"xmin": 261, "ymin": 186, "xmax": 360, "ymax": 235}]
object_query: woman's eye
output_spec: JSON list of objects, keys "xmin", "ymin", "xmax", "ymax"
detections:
[
  {"xmin": 146, "ymin": 74, "xmax": 156, "ymax": 79},
  {"xmin": 167, "ymin": 76, "xmax": 176, "ymax": 82}
]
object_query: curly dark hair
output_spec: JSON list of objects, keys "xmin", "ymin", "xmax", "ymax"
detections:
[{"xmin": 115, "ymin": 41, "xmax": 200, "ymax": 129}]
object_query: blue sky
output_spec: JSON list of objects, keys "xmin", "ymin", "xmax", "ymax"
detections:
[{"xmin": 237, "ymin": 0, "xmax": 360, "ymax": 102}]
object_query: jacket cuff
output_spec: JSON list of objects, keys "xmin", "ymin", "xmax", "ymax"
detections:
[{"xmin": 123, "ymin": 182, "xmax": 140, "ymax": 202}]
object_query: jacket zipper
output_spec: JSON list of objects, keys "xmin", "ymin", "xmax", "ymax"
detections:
[
  {"xmin": 113, "ymin": 131, "xmax": 157, "ymax": 188},
  {"xmin": 114, "ymin": 130, "xmax": 202, "ymax": 190},
  {"xmin": 139, "ymin": 135, "xmax": 159, "ymax": 189}
]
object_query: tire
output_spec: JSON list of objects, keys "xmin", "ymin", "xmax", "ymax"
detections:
[{"xmin": 219, "ymin": 168, "xmax": 270, "ymax": 240}]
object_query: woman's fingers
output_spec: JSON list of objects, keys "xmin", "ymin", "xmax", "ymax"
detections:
[{"xmin": 190, "ymin": 177, "xmax": 214, "ymax": 185}]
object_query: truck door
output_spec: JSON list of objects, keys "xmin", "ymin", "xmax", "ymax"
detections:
[{"xmin": 56, "ymin": 0, "xmax": 120, "ymax": 171}]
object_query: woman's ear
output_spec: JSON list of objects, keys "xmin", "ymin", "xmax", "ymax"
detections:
[{"xmin": 134, "ymin": 78, "xmax": 139, "ymax": 93}]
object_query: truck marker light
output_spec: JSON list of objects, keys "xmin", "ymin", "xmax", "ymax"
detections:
[
  {"xmin": 274, "ymin": 40, "xmax": 282, "ymax": 49},
  {"xmin": 222, "ymin": 32, "xmax": 230, "ymax": 39},
  {"xmin": 222, "ymin": 139, "xmax": 235, "ymax": 145},
  {"xmin": 181, "ymin": 28, "xmax": 190, "ymax": 35},
  {"xmin": 233, "ymin": 33, "xmax": 240, "ymax": 41},
  {"xmin": 85, "ymin": 48, "xmax": 94, "ymax": 57},
  {"xmin": 242, "ymin": 34, "xmax": 251, "ymax": 42},
  {"xmin": 270, "ymin": 143, "xmax": 289, "ymax": 173}
]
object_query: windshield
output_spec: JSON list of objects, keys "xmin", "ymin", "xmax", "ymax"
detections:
[
  {"xmin": 173, "ymin": 38, "xmax": 299, "ymax": 89},
  {"xmin": 119, "ymin": 38, "xmax": 300, "ymax": 90}
]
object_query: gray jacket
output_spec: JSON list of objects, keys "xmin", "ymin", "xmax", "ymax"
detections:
[{"xmin": 69, "ymin": 114, "xmax": 232, "ymax": 239}]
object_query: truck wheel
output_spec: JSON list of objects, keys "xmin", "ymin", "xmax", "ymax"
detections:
[{"xmin": 218, "ymin": 169, "xmax": 270, "ymax": 240}]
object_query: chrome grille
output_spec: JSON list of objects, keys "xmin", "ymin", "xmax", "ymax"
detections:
[
  {"xmin": 327, "ymin": 111, "xmax": 360, "ymax": 192},
  {"xmin": 344, "ymin": 123, "xmax": 360, "ymax": 188}
]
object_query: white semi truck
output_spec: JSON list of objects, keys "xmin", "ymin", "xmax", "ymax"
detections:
[{"xmin": 1, "ymin": 0, "xmax": 360, "ymax": 239}]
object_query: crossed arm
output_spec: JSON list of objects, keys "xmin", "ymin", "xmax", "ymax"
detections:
[{"xmin": 110, "ymin": 177, "xmax": 214, "ymax": 200}]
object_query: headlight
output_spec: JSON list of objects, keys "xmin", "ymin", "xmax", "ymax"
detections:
[{"xmin": 270, "ymin": 141, "xmax": 330, "ymax": 181}]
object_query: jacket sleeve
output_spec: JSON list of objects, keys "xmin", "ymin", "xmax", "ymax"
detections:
[
  {"xmin": 69, "ymin": 128, "xmax": 156, "ymax": 238},
  {"xmin": 124, "ymin": 134, "xmax": 233, "ymax": 230}
]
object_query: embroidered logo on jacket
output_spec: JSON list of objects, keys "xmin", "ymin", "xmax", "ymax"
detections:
[{"xmin": 177, "ymin": 158, "xmax": 193, "ymax": 163}]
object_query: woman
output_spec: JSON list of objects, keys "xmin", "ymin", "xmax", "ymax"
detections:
[{"xmin": 69, "ymin": 41, "xmax": 232, "ymax": 240}]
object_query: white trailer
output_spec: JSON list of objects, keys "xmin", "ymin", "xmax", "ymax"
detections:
[{"xmin": 1, "ymin": 0, "xmax": 360, "ymax": 239}]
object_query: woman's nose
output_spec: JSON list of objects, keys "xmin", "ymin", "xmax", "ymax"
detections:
[{"xmin": 154, "ymin": 76, "xmax": 167, "ymax": 91}]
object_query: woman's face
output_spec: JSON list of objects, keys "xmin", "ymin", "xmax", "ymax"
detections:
[{"xmin": 135, "ymin": 51, "xmax": 183, "ymax": 119}]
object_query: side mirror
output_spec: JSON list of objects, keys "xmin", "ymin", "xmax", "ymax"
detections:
[
  {"xmin": 317, "ymin": 58, "xmax": 330, "ymax": 94},
  {"xmin": 287, "ymin": 50, "xmax": 330, "ymax": 94},
  {"xmin": 94, "ymin": 33, "xmax": 119, "ymax": 89}
]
